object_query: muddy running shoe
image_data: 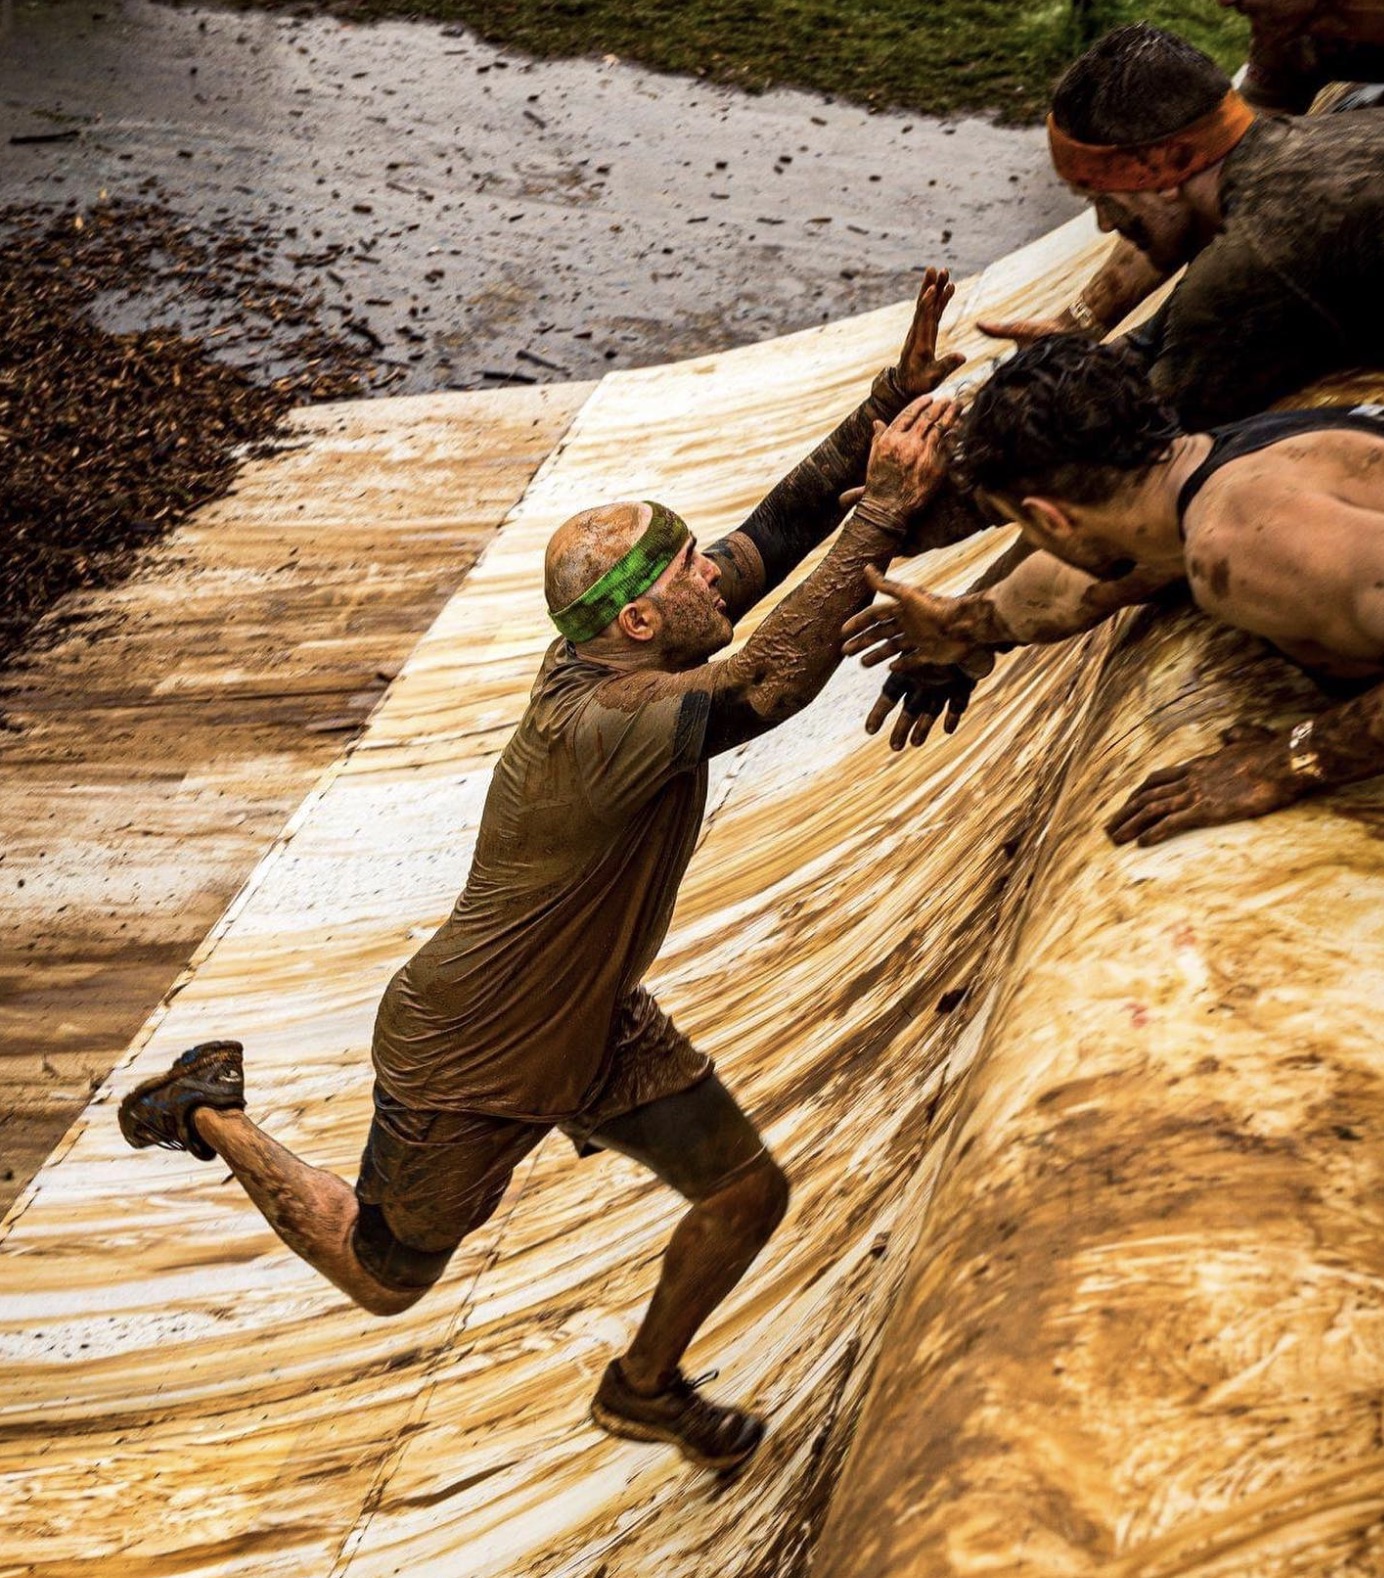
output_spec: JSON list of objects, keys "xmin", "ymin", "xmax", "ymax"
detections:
[
  {"xmin": 590, "ymin": 1360, "xmax": 764, "ymax": 1471},
  {"xmin": 117, "ymin": 1040, "xmax": 245, "ymax": 1162}
]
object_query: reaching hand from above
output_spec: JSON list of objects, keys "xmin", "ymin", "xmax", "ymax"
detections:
[
  {"xmin": 974, "ymin": 309, "xmax": 1095, "ymax": 348},
  {"xmin": 842, "ymin": 575, "xmax": 1005, "ymax": 668},
  {"xmin": 977, "ymin": 238, "xmax": 1166, "ymax": 348},
  {"xmin": 894, "ymin": 268, "xmax": 966, "ymax": 398},
  {"xmin": 862, "ymin": 655, "xmax": 995, "ymax": 752}
]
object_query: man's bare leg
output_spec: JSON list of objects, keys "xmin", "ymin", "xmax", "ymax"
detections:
[
  {"xmin": 618, "ymin": 1155, "xmax": 788, "ymax": 1394},
  {"xmin": 586, "ymin": 1076, "xmax": 789, "ymax": 1469},
  {"xmin": 193, "ymin": 1108, "xmax": 420, "ymax": 1317}
]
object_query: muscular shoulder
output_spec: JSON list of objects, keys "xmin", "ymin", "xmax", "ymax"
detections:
[
  {"xmin": 1214, "ymin": 113, "xmax": 1384, "ymax": 302},
  {"xmin": 1184, "ymin": 449, "xmax": 1384, "ymax": 650}
]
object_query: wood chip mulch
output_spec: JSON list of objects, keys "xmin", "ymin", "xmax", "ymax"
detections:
[{"xmin": 0, "ymin": 193, "xmax": 391, "ymax": 668}]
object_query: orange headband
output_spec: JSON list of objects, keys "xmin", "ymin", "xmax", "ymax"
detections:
[{"xmin": 1048, "ymin": 89, "xmax": 1255, "ymax": 193}]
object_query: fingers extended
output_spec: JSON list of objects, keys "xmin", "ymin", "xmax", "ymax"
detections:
[
  {"xmin": 892, "ymin": 394, "xmax": 936, "ymax": 432},
  {"xmin": 865, "ymin": 692, "xmax": 897, "ymax": 735},
  {"xmin": 897, "ymin": 704, "xmax": 939, "ymax": 751},
  {"xmin": 841, "ymin": 604, "xmax": 893, "ymax": 641},
  {"xmin": 1106, "ymin": 789, "xmax": 1195, "ymax": 845},
  {"xmin": 860, "ymin": 636, "xmax": 910, "ymax": 668}
]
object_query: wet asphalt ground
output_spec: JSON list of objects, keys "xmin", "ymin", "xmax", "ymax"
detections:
[{"xmin": 0, "ymin": 0, "xmax": 1082, "ymax": 394}]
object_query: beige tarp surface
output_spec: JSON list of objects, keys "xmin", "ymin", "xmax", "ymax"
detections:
[{"xmin": 3, "ymin": 212, "xmax": 1382, "ymax": 1577}]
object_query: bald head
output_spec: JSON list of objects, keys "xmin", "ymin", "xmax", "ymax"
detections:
[{"xmin": 545, "ymin": 500, "xmax": 651, "ymax": 617}]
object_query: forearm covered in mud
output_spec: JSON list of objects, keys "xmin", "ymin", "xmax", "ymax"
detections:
[
  {"xmin": 710, "ymin": 368, "xmax": 912, "ymax": 619},
  {"xmin": 703, "ymin": 511, "xmax": 900, "ymax": 755},
  {"xmin": 965, "ymin": 553, "xmax": 1177, "ymax": 647},
  {"xmin": 1081, "ymin": 238, "xmax": 1168, "ymax": 332}
]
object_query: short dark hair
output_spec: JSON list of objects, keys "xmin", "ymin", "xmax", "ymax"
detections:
[
  {"xmin": 1052, "ymin": 23, "xmax": 1230, "ymax": 144},
  {"xmin": 956, "ymin": 337, "xmax": 1181, "ymax": 506}
]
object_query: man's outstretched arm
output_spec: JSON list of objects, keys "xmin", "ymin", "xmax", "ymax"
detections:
[
  {"xmin": 1106, "ymin": 681, "xmax": 1384, "ymax": 847},
  {"xmin": 977, "ymin": 237, "xmax": 1167, "ymax": 348},
  {"xmin": 702, "ymin": 400, "xmax": 958, "ymax": 756},
  {"xmin": 708, "ymin": 269, "xmax": 964, "ymax": 622},
  {"xmin": 843, "ymin": 548, "xmax": 1178, "ymax": 670}
]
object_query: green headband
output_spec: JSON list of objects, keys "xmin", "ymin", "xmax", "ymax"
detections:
[{"xmin": 551, "ymin": 502, "xmax": 691, "ymax": 643}]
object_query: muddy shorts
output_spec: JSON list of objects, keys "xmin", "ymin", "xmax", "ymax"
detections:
[{"xmin": 352, "ymin": 986, "xmax": 748, "ymax": 1292}]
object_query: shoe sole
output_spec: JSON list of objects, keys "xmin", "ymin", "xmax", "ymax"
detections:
[
  {"xmin": 117, "ymin": 1042, "xmax": 244, "ymax": 1152},
  {"xmin": 589, "ymin": 1398, "xmax": 762, "ymax": 1472}
]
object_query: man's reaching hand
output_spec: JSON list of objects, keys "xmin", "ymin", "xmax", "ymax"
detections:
[
  {"xmin": 863, "ymin": 657, "xmax": 994, "ymax": 751},
  {"xmin": 895, "ymin": 268, "xmax": 966, "ymax": 398},
  {"xmin": 977, "ymin": 238, "xmax": 1166, "ymax": 347},
  {"xmin": 857, "ymin": 396, "xmax": 961, "ymax": 529},
  {"xmin": 1105, "ymin": 724, "xmax": 1305, "ymax": 846},
  {"xmin": 843, "ymin": 575, "xmax": 1008, "ymax": 667}
]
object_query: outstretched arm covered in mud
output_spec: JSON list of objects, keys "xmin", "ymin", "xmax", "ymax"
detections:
[
  {"xmin": 702, "ymin": 399, "xmax": 960, "ymax": 756},
  {"xmin": 843, "ymin": 547, "xmax": 1178, "ymax": 669},
  {"xmin": 707, "ymin": 269, "xmax": 965, "ymax": 623}
]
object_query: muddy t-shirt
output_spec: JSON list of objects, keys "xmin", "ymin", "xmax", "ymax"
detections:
[
  {"xmin": 1144, "ymin": 112, "xmax": 1384, "ymax": 430},
  {"xmin": 371, "ymin": 640, "xmax": 713, "ymax": 1119}
]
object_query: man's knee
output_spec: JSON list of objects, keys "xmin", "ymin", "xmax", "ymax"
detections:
[
  {"xmin": 715, "ymin": 1153, "xmax": 790, "ymax": 1242},
  {"xmin": 350, "ymin": 1200, "xmax": 457, "ymax": 1310}
]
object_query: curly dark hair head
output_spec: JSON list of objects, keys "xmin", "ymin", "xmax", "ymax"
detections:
[
  {"xmin": 955, "ymin": 336, "xmax": 1182, "ymax": 506},
  {"xmin": 1053, "ymin": 23, "xmax": 1230, "ymax": 145}
]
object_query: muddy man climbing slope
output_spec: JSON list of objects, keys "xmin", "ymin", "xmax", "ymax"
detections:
[{"xmin": 3, "ymin": 212, "xmax": 1382, "ymax": 1576}]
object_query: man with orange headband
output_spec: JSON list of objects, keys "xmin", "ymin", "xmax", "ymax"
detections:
[
  {"xmin": 868, "ymin": 27, "xmax": 1382, "ymax": 750},
  {"xmin": 117, "ymin": 274, "xmax": 964, "ymax": 1474},
  {"xmin": 1040, "ymin": 23, "xmax": 1382, "ymax": 427},
  {"xmin": 980, "ymin": 9, "xmax": 1383, "ymax": 351}
]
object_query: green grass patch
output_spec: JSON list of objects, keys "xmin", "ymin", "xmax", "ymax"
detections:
[{"xmin": 237, "ymin": 0, "xmax": 1249, "ymax": 121}]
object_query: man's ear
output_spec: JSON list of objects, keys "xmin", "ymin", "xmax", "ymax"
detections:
[
  {"xmin": 616, "ymin": 598, "xmax": 658, "ymax": 643},
  {"xmin": 1021, "ymin": 495, "xmax": 1078, "ymax": 540}
]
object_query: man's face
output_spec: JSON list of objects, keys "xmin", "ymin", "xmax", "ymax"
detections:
[
  {"xmin": 1085, "ymin": 188, "xmax": 1204, "ymax": 273},
  {"xmin": 998, "ymin": 493, "xmax": 1140, "ymax": 583},
  {"xmin": 640, "ymin": 535, "xmax": 733, "ymax": 669}
]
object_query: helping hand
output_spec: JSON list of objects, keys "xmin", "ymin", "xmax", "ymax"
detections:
[
  {"xmin": 895, "ymin": 267, "xmax": 965, "ymax": 397},
  {"xmin": 1105, "ymin": 724, "xmax": 1305, "ymax": 847},
  {"xmin": 863, "ymin": 656, "xmax": 994, "ymax": 751},
  {"xmin": 842, "ymin": 567, "xmax": 981, "ymax": 667},
  {"xmin": 975, "ymin": 308, "xmax": 1094, "ymax": 347}
]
